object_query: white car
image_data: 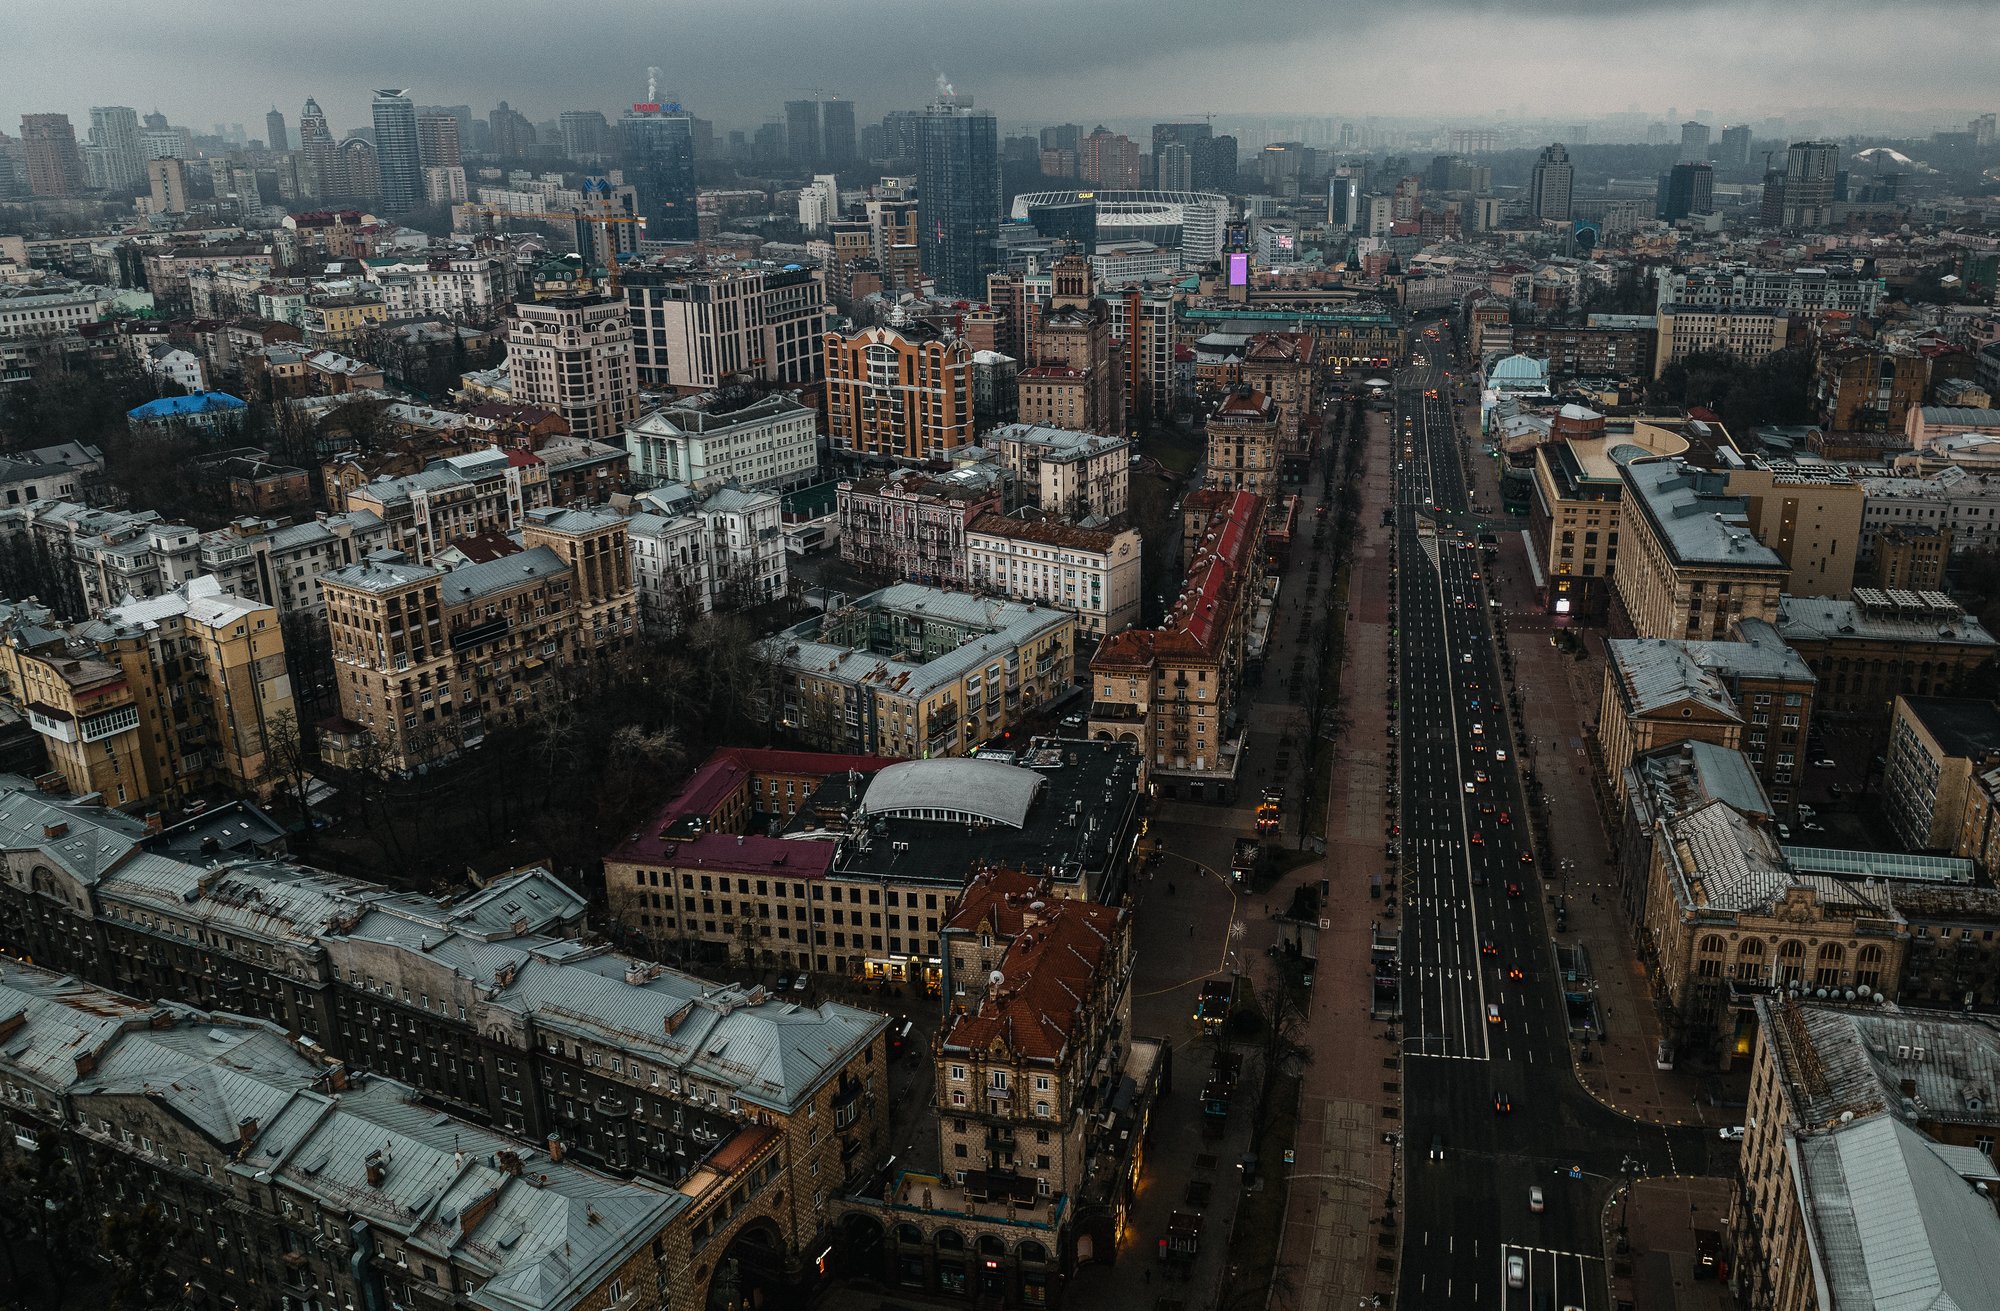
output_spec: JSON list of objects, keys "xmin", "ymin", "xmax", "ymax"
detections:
[
  {"xmin": 1528, "ymin": 1185, "xmax": 1544, "ymax": 1212},
  {"xmin": 1462, "ymin": 652, "xmax": 1473, "ymax": 664},
  {"xmin": 1507, "ymin": 1254, "xmax": 1525, "ymax": 1288},
  {"xmin": 1465, "ymin": 782, "xmax": 1477, "ymax": 794},
  {"xmin": 1719, "ymin": 1126, "xmax": 1745, "ymax": 1141},
  {"xmin": 1495, "ymin": 749, "xmax": 1508, "ymax": 762}
]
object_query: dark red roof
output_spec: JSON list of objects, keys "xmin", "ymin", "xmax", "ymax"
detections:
[
  {"xmin": 1094, "ymin": 490, "xmax": 1262, "ymax": 667},
  {"xmin": 942, "ymin": 868, "xmax": 1122, "ymax": 1062}
]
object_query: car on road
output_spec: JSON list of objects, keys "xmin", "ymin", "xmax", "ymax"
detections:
[
  {"xmin": 1479, "ymin": 802, "xmax": 1496, "ymax": 814},
  {"xmin": 1519, "ymin": 851, "xmax": 1534, "ymax": 864},
  {"xmin": 1495, "ymin": 748, "xmax": 1508, "ymax": 762},
  {"xmin": 1462, "ymin": 652, "xmax": 1473, "ymax": 663},
  {"xmin": 1813, "ymin": 757, "xmax": 1837, "ymax": 768},
  {"xmin": 1528, "ymin": 1186, "xmax": 1544, "ymax": 1212},
  {"xmin": 1507, "ymin": 1254, "xmax": 1526, "ymax": 1288},
  {"xmin": 1498, "ymin": 810, "xmax": 1512, "ymax": 825},
  {"xmin": 1507, "ymin": 965, "xmax": 1524, "ymax": 980},
  {"xmin": 1471, "ymin": 722, "xmax": 1484, "ymax": 736},
  {"xmin": 1470, "ymin": 831, "xmax": 1484, "ymax": 845},
  {"xmin": 1481, "ymin": 938, "xmax": 1498, "ymax": 955},
  {"xmin": 1060, "ymin": 713, "xmax": 1085, "ymax": 731},
  {"xmin": 1465, "ymin": 781, "xmax": 1477, "ymax": 794},
  {"xmin": 1486, "ymin": 1003, "xmax": 1502, "ymax": 1024},
  {"xmin": 1719, "ymin": 1126, "xmax": 1745, "ymax": 1141},
  {"xmin": 1429, "ymin": 1135, "xmax": 1446, "ymax": 1161},
  {"xmin": 1493, "ymin": 1092, "xmax": 1512, "ymax": 1113},
  {"xmin": 1475, "ymin": 771, "xmax": 1489, "ymax": 784},
  {"xmin": 1506, "ymin": 882, "xmax": 1523, "ymax": 898}
]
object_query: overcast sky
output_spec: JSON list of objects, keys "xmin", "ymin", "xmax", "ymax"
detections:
[{"xmin": 8, "ymin": 0, "xmax": 1996, "ymax": 141}]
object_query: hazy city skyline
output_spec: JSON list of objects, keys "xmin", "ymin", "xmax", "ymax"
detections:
[{"xmin": 8, "ymin": 0, "xmax": 1998, "ymax": 142}]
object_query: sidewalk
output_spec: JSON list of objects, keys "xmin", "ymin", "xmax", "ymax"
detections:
[
  {"xmin": 1270, "ymin": 401, "xmax": 1403, "ymax": 1311},
  {"xmin": 1607, "ymin": 1175, "xmax": 1738, "ymax": 1311},
  {"xmin": 1460, "ymin": 409, "xmax": 1742, "ymax": 1128}
]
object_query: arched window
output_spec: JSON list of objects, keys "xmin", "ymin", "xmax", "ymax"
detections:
[
  {"xmin": 1777, "ymin": 939, "xmax": 1806, "ymax": 984},
  {"xmin": 1815, "ymin": 943, "xmax": 1845, "ymax": 988},
  {"xmin": 1736, "ymin": 937, "xmax": 1766, "ymax": 980},
  {"xmin": 1697, "ymin": 935, "xmax": 1726, "ymax": 979},
  {"xmin": 935, "ymin": 1229, "xmax": 966, "ymax": 1251},
  {"xmin": 1856, "ymin": 943, "xmax": 1885, "ymax": 990}
]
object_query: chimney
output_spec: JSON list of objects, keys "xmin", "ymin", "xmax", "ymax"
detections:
[
  {"xmin": 237, "ymin": 1116, "xmax": 258, "ymax": 1146},
  {"xmin": 546, "ymin": 1135, "xmax": 565, "ymax": 1163},
  {"xmin": 41, "ymin": 822, "xmax": 67, "ymax": 840},
  {"xmin": 365, "ymin": 1151, "xmax": 387, "ymax": 1187},
  {"xmin": 73, "ymin": 1049, "xmax": 97, "ymax": 1079}
]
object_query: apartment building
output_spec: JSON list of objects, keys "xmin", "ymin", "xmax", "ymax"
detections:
[
  {"xmin": 1508, "ymin": 321, "xmax": 1658, "ymax": 380},
  {"xmin": 1621, "ymin": 740, "xmax": 1906, "ymax": 1066},
  {"xmin": 1775, "ymin": 590, "xmax": 1997, "ymax": 742},
  {"xmin": 1014, "ymin": 257, "xmax": 1125, "ymax": 436},
  {"xmin": 837, "ymin": 468, "xmax": 1005, "ymax": 589},
  {"xmin": 0, "ymin": 440, "xmax": 100, "ymax": 507},
  {"xmin": 606, "ymin": 745, "xmax": 1140, "ymax": 985},
  {"xmin": 1613, "ymin": 458, "xmax": 1789, "ymax": 640},
  {"xmin": 986, "ymin": 422, "xmax": 1131, "ymax": 523},
  {"xmin": 1817, "ymin": 341, "xmax": 1929, "ymax": 433},
  {"xmin": 371, "ymin": 254, "xmax": 503, "ymax": 320},
  {"xmin": 1722, "ymin": 461, "xmax": 1863, "ymax": 598},
  {"xmin": 626, "ymin": 483, "xmax": 788, "ymax": 628},
  {"xmin": 320, "ymin": 508, "xmax": 635, "ymax": 769},
  {"xmin": 1654, "ymin": 306, "xmax": 1791, "ymax": 377},
  {"xmin": 1527, "ymin": 417, "xmax": 1692, "ymax": 618},
  {"xmin": 1090, "ymin": 490, "xmax": 1265, "ymax": 797},
  {"xmin": 968, "ymin": 514, "xmax": 1142, "ymax": 640},
  {"xmin": 1192, "ymin": 331, "xmax": 1320, "ymax": 436},
  {"xmin": 1599, "ymin": 627, "xmax": 1817, "ymax": 813},
  {"xmin": 627, "ymin": 391, "xmax": 820, "ymax": 492},
  {"xmin": 1731, "ymin": 998, "xmax": 2000, "ymax": 1311},
  {"xmin": 337, "ymin": 446, "xmax": 545, "ymax": 563},
  {"xmin": 1654, "ymin": 264, "xmax": 1886, "ymax": 316},
  {"xmin": 1870, "ymin": 522, "xmax": 1951, "ymax": 590},
  {"xmin": 851, "ymin": 866, "xmax": 1149, "ymax": 1306},
  {"xmin": 0, "ymin": 787, "xmax": 889, "ymax": 1311},
  {"xmin": 1883, "ymin": 695, "xmax": 2000, "ymax": 852},
  {"xmin": 624, "ymin": 261, "xmax": 827, "ymax": 392},
  {"xmin": 1204, "ymin": 387, "xmax": 1282, "ymax": 497},
  {"xmin": 0, "ymin": 967, "xmax": 708, "ymax": 1311},
  {"xmin": 0, "ymin": 575, "xmax": 293, "ymax": 807},
  {"xmin": 767, "ymin": 585, "xmax": 1077, "ymax": 758},
  {"xmin": 300, "ymin": 292, "xmax": 389, "ymax": 347},
  {"xmin": 823, "ymin": 325, "xmax": 975, "ymax": 461},
  {"xmin": 1861, "ymin": 470, "xmax": 2000, "ymax": 560},
  {"xmin": 0, "ymin": 285, "xmax": 116, "ymax": 339},
  {"xmin": 504, "ymin": 294, "xmax": 638, "ymax": 442}
]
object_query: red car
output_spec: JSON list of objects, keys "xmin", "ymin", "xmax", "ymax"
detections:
[
  {"xmin": 1471, "ymin": 831, "xmax": 1484, "ymax": 846},
  {"xmin": 1497, "ymin": 810, "xmax": 1512, "ymax": 826},
  {"xmin": 1506, "ymin": 882, "xmax": 1523, "ymax": 898}
]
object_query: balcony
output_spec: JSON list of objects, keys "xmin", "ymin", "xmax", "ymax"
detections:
[{"xmin": 1089, "ymin": 701, "xmax": 1144, "ymax": 723}]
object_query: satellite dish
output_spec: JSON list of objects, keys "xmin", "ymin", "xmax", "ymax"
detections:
[{"xmin": 988, "ymin": 970, "xmax": 1005, "ymax": 989}]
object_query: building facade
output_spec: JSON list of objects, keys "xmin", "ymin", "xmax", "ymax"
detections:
[
  {"xmin": 1613, "ymin": 458, "xmax": 1789, "ymax": 641},
  {"xmin": 624, "ymin": 262, "xmax": 827, "ymax": 392},
  {"xmin": 627, "ymin": 392, "xmax": 820, "ymax": 492},
  {"xmin": 1203, "ymin": 387, "xmax": 1282, "ymax": 497},
  {"xmin": 837, "ymin": 470, "xmax": 1005, "ymax": 589},
  {"xmin": 504, "ymin": 295, "xmax": 638, "ymax": 443},
  {"xmin": 967, "ymin": 514, "xmax": 1142, "ymax": 640},
  {"xmin": 823, "ymin": 326, "xmax": 975, "ymax": 461}
]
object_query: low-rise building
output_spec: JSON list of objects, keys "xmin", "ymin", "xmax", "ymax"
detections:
[
  {"xmin": 125, "ymin": 390, "xmax": 248, "ymax": 438},
  {"xmin": 627, "ymin": 391, "xmax": 819, "ymax": 493},
  {"xmin": 625, "ymin": 483, "xmax": 787, "ymax": 628},
  {"xmin": 1090, "ymin": 490, "xmax": 1265, "ymax": 798},
  {"xmin": 1883, "ymin": 695, "xmax": 2000, "ymax": 852},
  {"xmin": 968, "ymin": 514, "xmax": 1142, "ymax": 640},
  {"xmin": 767, "ymin": 585, "xmax": 1077, "ymax": 758},
  {"xmin": 837, "ymin": 468, "xmax": 1005, "ymax": 589},
  {"xmin": 0, "ymin": 440, "xmax": 100, "ymax": 508},
  {"xmin": 300, "ymin": 291, "xmax": 389, "ymax": 347},
  {"xmin": 1861, "ymin": 468, "xmax": 2000, "ymax": 559},
  {"xmin": 985, "ymin": 422, "xmax": 1130, "ymax": 523},
  {"xmin": 1731, "ymin": 998, "xmax": 2000, "ymax": 1311}
]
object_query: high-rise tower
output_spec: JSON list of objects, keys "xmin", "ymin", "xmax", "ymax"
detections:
[
  {"xmin": 298, "ymin": 97, "xmax": 337, "ymax": 196},
  {"xmin": 620, "ymin": 80, "xmax": 697, "ymax": 242},
  {"xmin": 266, "ymin": 107, "xmax": 289, "ymax": 153},
  {"xmin": 370, "ymin": 89, "xmax": 422, "ymax": 212},
  {"xmin": 1530, "ymin": 142, "xmax": 1574, "ymax": 222},
  {"xmin": 87, "ymin": 107, "xmax": 143, "ymax": 190},
  {"xmin": 916, "ymin": 82, "xmax": 1000, "ymax": 299}
]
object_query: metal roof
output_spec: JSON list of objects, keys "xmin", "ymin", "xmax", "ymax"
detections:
[
  {"xmin": 861, "ymin": 758, "xmax": 1043, "ymax": 829},
  {"xmin": 1607, "ymin": 640, "xmax": 1740, "ymax": 719},
  {"xmin": 1622, "ymin": 457, "xmax": 1785, "ymax": 569},
  {"xmin": 1792, "ymin": 1113, "xmax": 2000, "ymax": 1311},
  {"xmin": 1785, "ymin": 847, "xmax": 1976, "ymax": 886}
]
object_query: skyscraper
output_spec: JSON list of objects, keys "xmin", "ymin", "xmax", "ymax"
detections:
[
  {"xmin": 620, "ymin": 98, "xmax": 697, "ymax": 241},
  {"xmin": 1657, "ymin": 162, "xmax": 1714, "ymax": 221},
  {"xmin": 83, "ymin": 106, "xmax": 142, "ymax": 190},
  {"xmin": 1718, "ymin": 124, "xmax": 1753, "ymax": 170},
  {"xmin": 1679, "ymin": 120, "xmax": 1711, "ymax": 163},
  {"xmin": 298, "ymin": 97, "xmax": 336, "ymax": 196},
  {"xmin": 20, "ymin": 113, "xmax": 83, "ymax": 196},
  {"xmin": 1080, "ymin": 127, "xmax": 1140, "ymax": 188},
  {"xmin": 1529, "ymin": 142, "xmax": 1573, "ymax": 222},
  {"xmin": 1040, "ymin": 124, "xmax": 1082, "ymax": 156},
  {"xmin": 1781, "ymin": 140, "xmax": 1839, "ymax": 229},
  {"xmin": 821, "ymin": 99, "xmax": 856, "ymax": 165},
  {"xmin": 370, "ymin": 89, "xmax": 422, "ymax": 211},
  {"xmin": 416, "ymin": 112, "xmax": 461, "ymax": 168},
  {"xmin": 785, "ymin": 100, "xmax": 821, "ymax": 164},
  {"xmin": 488, "ymin": 102, "xmax": 535, "ymax": 159},
  {"xmin": 558, "ymin": 110, "xmax": 610, "ymax": 161},
  {"xmin": 266, "ymin": 107, "xmax": 289, "ymax": 153},
  {"xmin": 916, "ymin": 92, "xmax": 1000, "ymax": 299},
  {"xmin": 1152, "ymin": 121, "xmax": 1216, "ymax": 190},
  {"xmin": 1158, "ymin": 141, "xmax": 1193, "ymax": 190}
]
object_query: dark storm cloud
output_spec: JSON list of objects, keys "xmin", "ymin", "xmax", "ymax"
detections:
[{"xmin": 7, "ymin": 0, "xmax": 1993, "ymax": 134}]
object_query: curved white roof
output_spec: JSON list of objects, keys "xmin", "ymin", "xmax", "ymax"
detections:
[{"xmin": 860, "ymin": 759, "xmax": 1044, "ymax": 829}]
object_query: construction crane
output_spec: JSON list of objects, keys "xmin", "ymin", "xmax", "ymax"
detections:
[{"xmin": 473, "ymin": 179, "xmax": 641, "ymax": 293}]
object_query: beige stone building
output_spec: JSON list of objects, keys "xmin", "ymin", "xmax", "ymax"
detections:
[
  {"xmin": 1882, "ymin": 695, "xmax": 2000, "ymax": 851},
  {"xmin": 1203, "ymin": 387, "xmax": 1281, "ymax": 497},
  {"xmin": 1776, "ymin": 591, "xmax": 1997, "ymax": 746},
  {"xmin": 1723, "ymin": 462, "xmax": 1863, "ymax": 598},
  {"xmin": 1090, "ymin": 490, "xmax": 1265, "ymax": 797},
  {"xmin": 1732, "ymin": 998, "xmax": 2000, "ymax": 1311},
  {"xmin": 1599, "ymin": 626, "xmax": 1817, "ymax": 812},
  {"xmin": 0, "ymin": 577, "xmax": 295, "ymax": 808},
  {"xmin": 1621, "ymin": 740, "xmax": 1905, "ymax": 1066},
  {"xmin": 1614, "ymin": 457, "xmax": 1789, "ymax": 640},
  {"xmin": 1014, "ymin": 256, "xmax": 1124, "ymax": 437},
  {"xmin": 1653, "ymin": 305, "xmax": 1790, "ymax": 378},
  {"xmin": 320, "ymin": 507, "xmax": 635, "ymax": 769},
  {"xmin": 986, "ymin": 422, "xmax": 1131, "ymax": 523},
  {"xmin": 967, "ymin": 514, "xmax": 1142, "ymax": 640},
  {"xmin": 823, "ymin": 325, "xmax": 975, "ymax": 461},
  {"xmin": 1527, "ymin": 417, "xmax": 1691, "ymax": 618},
  {"xmin": 504, "ymin": 294, "xmax": 638, "ymax": 442},
  {"xmin": 767, "ymin": 585, "xmax": 1077, "ymax": 758}
]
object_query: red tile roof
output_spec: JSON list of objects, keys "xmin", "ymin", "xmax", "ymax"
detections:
[
  {"xmin": 1094, "ymin": 490, "xmax": 1263, "ymax": 667},
  {"xmin": 942, "ymin": 868, "xmax": 1123, "ymax": 1062}
]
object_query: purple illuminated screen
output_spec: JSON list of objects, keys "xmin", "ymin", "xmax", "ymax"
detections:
[{"xmin": 1227, "ymin": 252, "xmax": 1249, "ymax": 287}]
